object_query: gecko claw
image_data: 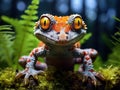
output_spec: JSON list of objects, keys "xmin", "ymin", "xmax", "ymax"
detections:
[
  {"xmin": 15, "ymin": 72, "xmax": 24, "ymax": 79},
  {"xmin": 15, "ymin": 68, "xmax": 44, "ymax": 85},
  {"xmin": 33, "ymin": 75, "xmax": 38, "ymax": 80},
  {"xmin": 24, "ymin": 78, "xmax": 29, "ymax": 85},
  {"xmin": 92, "ymin": 79, "xmax": 97, "ymax": 86},
  {"xmin": 81, "ymin": 70, "xmax": 105, "ymax": 87},
  {"xmin": 95, "ymin": 72, "xmax": 105, "ymax": 81}
]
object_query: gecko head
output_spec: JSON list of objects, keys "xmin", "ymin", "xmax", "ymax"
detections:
[{"xmin": 34, "ymin": 14, "xmax": 87, "ymax": 46}]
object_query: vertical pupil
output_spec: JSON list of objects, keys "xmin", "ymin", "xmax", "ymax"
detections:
[
  {"xmin": 78, "ymin": 20, "xmax": 80, "ymax": 26},
  {"xmin": 44, "ymin": 20, "xmax": 46, "ymax": 26}
]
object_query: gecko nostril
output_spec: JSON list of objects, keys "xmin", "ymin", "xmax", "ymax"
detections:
[
  {"xmin": 65, "ymin": 32, "xmax": 69, "ymax": 34},
  {"xmin": 57, "ymin": 32, "xmax": 60, "ymax": 34}
]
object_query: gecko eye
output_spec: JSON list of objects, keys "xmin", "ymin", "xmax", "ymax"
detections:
[
  {"xmin": 73, "ymin": 17, "xmax": 82, "ymax": 30},
  {"xmin": 40, "ymin": 16, "xmax": 51, "ymax": 30}
]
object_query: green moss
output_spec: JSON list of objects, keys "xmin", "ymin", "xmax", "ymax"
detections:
[
  {"xmin": 37, "ymin": 66, "xmax": 85, "ymax": 90},
  {"xmin": 0, "ymin": 66, "xmax": 120, "ymax": 90},
  {"xmin": 99, "ymin": 66, "xmax": 120, "ymax": 90},
  {"xmin": 0, "ymin": 67, "xmax": 85, "ymax": 90},
  {"xmin": 0, "ymin": 68, "xmax": 16, "ymax": 88}
]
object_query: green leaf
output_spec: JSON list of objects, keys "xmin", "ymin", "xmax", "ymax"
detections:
[
  {"xmin": 0, "ymin": 34, "xmax": 13, "ymax": 66},
  {"xmin": 21, "ymin": 15, "xmax": 38, "ymax": 21},
  {"xmin": 1, "ymin": 0, "xmax": 40, "ymax": 68},
  {"xmin": 25, "ymin": 10, "xmax": 38, "ymax": 15},
  {"xmin": 80, "ymin": 33, "xmax": 92, "ymax": 44},
  {"xmin": 32, "ymin": 0, "xmax": 40, "ymax": 4},
  {"xmin": 28, "ymin": 5, "xmax": 38, "ymax": 10},
  {"xmin": 0, "ymin": 25, "xmax": 12, "ymax": 30},
  {"xmin": 113, "ymin": 17, "xmax": 120, "ymax": 22}
]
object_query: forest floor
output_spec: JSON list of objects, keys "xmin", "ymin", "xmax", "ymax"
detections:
[{"xmin": 0, "ymin": 67, "xmax": 120, "ymax": 90}]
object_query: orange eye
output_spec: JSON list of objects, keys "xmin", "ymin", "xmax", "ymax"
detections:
[
  {"xmin": 73, "ymin": 17, "xmax": 82, "ymax": 30},
  {"xmin": 40, "ymin": 17, "xmax": 51, "ymax": 30}
]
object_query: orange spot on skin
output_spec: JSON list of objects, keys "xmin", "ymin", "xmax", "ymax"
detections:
[
  {"xmin": 32, "ymin": 51, "xmax": 35, "ymax": 55},
  {"xmin": 70, "ymin": 42, "xmax": 81, "ymax": 51},
  {"xmin": 85, "ymin": 55, "xmax": 90, "ymax": 60},
  {"xmin": 38, "ymin": 42, "xmax": 45, "ymax": 47},
  {"xmin": 35, "ymin": 48, "xmax": 38, "ymax": 52},
  {"xmin": 30, "ymin": 53, "xmax": 33, "ymax": 57},
  {"xmin": 89, "ymin": 69, "xmax": 94, "ymax": 72},
  {"xmin": 27, "ymin": 59, "xmax": 31, "ymax": 62},
  {"xmin": 74, "ymin": 42, "xmax": 81, "ymax": 48},
  {"xmin": 83, "ymin": 51, "xmax": 87, "ymax": 55},
  {"xmin": 52, "ymin": 16, "xmax": 71, "ymax": 32}
]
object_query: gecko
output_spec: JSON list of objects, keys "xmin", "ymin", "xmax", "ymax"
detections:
[{"xmin": 15, "ymin": 14, "xmax": 104, "ymax": 85}]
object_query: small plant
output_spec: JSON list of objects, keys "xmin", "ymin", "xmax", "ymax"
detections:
[
  {"xmin": 99, "ymin": 66, "xmax": 120, "ymax": 90},
  {"xmin": 105, "ymin": 17, "xmax": 120, "ymax": 66},
  {"xmin": 0, "ymin": 68, "xmax": 16, "ymax": 88},
  {"xmin": 0, "ymin": 0, "xmax": 40, "ymax": 68}
]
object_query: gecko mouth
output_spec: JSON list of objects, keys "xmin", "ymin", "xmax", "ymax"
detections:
[
  {"xmin": 35, "ymin": 29, "xmax": 86, "ymax": 46},
  {"xmin": 35, "ymin": 34, "xmax": 83, "ymax": 47},
  {"xmin": 36, "ymin": 34, "xmax": 68, "ymax": 45}
]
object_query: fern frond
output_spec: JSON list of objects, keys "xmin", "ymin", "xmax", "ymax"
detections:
[
  {"xmin": 0, "ymin": 34, "xmax": 14, "ymax": 67},
  {"xmin": 21, "ymin": 15, "xmax": 38, "ymax": 21},
  {"xmin": 25, "ymin": 10, "xmax": 38, "ymax": 15},
  {"xmin": 112, "ymin": 36, "xmax": 120, "ymax": 44},
  {"xmin": 112, "ymin": 17, "xmax": 120, "ymax": 46},
  {"xmin": 1, "ymin": 0, "xmax": 40, "ymax": 68},
  {"xmin": 105, "ymin": 17, "xmax": 120, "ymax": 66},
  {"xmin": 106, "ymin": 45, "xmax": 120, "ymax": 66},
  {"xmin": 0, "ymin": 25, "xmax": 12, "ymax": 30},
  {"xmin": 1, "ymin": 16, "xmax": 21, "ymax": 29},
  {"xmin": 113, "ymin": 17, "xmax": 120, "ymax": 22}
]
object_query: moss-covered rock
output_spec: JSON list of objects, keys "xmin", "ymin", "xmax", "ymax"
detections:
[{"xmin": 0, "ymin": 66, "xmax": 120, "ymax": 90}]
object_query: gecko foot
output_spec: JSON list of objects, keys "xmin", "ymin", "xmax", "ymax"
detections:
[
  {"xmin": 15, "ymin": 67, "xmax": 44, "ymax": 85},
  {"xmin": 81, "ymin": 70, "xmax": 105, "ymax": 86}
]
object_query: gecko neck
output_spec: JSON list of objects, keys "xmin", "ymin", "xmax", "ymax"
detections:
[{"xmin": 45, "ymin": 44, "xmax": 74, "ymax": 58}]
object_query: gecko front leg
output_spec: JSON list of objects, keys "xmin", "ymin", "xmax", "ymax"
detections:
[
  {"xmin": 15, "ymin": 47, "xmax": 47, "ymax": 85},
  {"xmin": 74, "ymin": 48, "xmax": 104, "ymax": 85}
]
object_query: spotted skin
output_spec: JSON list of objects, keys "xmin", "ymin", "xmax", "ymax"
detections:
[{"xmin": 16, "ymin": 14, "xmax": 104, "ymax": 85}]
